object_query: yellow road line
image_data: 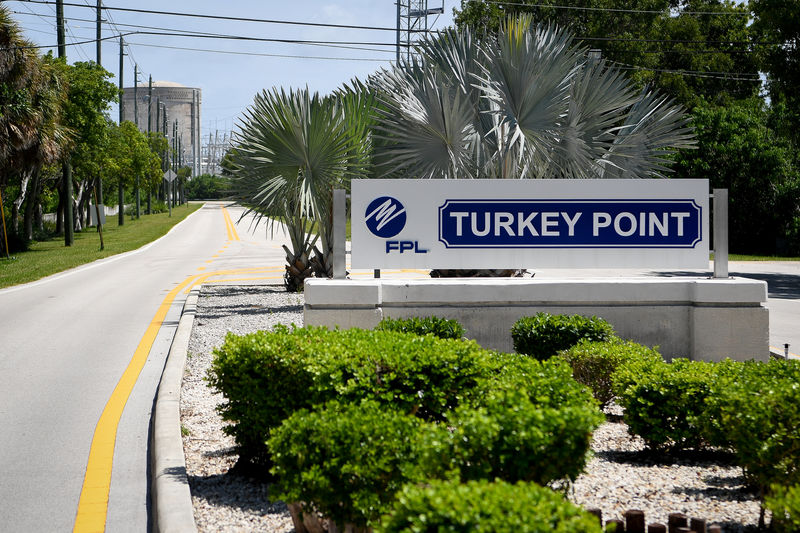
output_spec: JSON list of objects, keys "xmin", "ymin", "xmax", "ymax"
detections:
[
  {"xmin": 204, "ymin": 276, "xmax": 283, "ymax": 283},
  {"xmin": 73, "ymin": 274, "xmax": 202, "ymax": 533},
  {"xmin": 770, "ymin": 345, "xmax": 799, "ymax": 358},
  {"xmin": 73, "ymin": 265, "xmax": 284, "ymax": 530},
  {"xmin": 221, "ymin": 207, "xmax": 240, "ymax": 241},
  {"xmin": 181, "ymin": 267, "xmax": 285, "ymax": 294}
]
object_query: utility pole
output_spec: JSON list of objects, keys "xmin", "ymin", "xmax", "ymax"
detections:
[
  {"xmin": 133, "ymin": 64, "xmax": 138, "ymax": 129},
  {"xmin": 147, "ymin": 75, "xmax": 152, "ymax": 214},
  {"xmin": 179, "ymin": 135, "xmax": 184, "ymax": 204},
  {"xmin": 118, "ymin": 36, "xmax": 124, "ymax": 226},
  {"xmin": 133, "ymin": 66, "xmax": 140, "ymax": 217},
  {"xmin": 93, "ymin": 1, "xmax": 104, "ymax": 242},
  {"xmin": 56, "ymin": 0, "xmax": 73, "ymax": 246},
  {"xmin": 118, "ymin": 37, "xmax": 124, "ymax": 124},
  {"xmin": 56, "ymin": 0, "xmax": 66, "ymax": 59},
  {"xmin": 172, "ymin": 120, "xmax": 178, "ymax": 208},
  {"xmin": 95, "ymin": 0, "xmax": 101, "ymax": 65},
  {"xmin": 147, "ymin": 76, "xmax": 153, "ymax": 133}
]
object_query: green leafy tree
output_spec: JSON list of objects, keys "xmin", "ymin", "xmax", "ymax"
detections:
[
  {"xmin": 106, "ymin": 121, "xmax": 161, "ymax": 215},
  {"xmin": 62, "ymin": 60, "xmax": 117, "ymax": 229},
  {"xmin": 674, "ymin": 98, "xmax": 800, "ymax": 255},
  {"xmin": 185, "ymin": 173, "xmax": 230, "ymax": 200},
  {"xmin": 454, "ymin": 0, "xmax": 760, "ymax": 108},
  {"xmin": 751, "ymin": 0, "xmax": 800, "ymax": 108},
  {"xmin": 1, "ymin": 6, "xmax": 42, "ymax": 181}
]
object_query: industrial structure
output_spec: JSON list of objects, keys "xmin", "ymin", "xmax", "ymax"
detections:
[
  {"xmin": 396, "ymin": 0, "xmax": 444, "ymax": 63},
  {"xmin": 121, "ymin": 81, "xmax": 202, "ymax": 177}
]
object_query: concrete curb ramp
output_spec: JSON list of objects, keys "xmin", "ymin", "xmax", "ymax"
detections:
[{"xmin": 151, "ymin": 289, "xmax": 199, "ymax": 533}]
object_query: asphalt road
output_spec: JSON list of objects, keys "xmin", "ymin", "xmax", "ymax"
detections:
[{"xmin": 0, "ymin": 202, "xmax": 288, "ymax": 532}]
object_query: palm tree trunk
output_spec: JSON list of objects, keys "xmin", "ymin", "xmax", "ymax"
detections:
[
  {"xmin": 23, "ymin": 167, "xmax": 41, "ymax": 241},
  {"xmin": 11, "ymin": 171, "xmax": 31, "ymax": 237},
  {"xmin": 55, "ymin": 178, "xmax": 65, "ymax": 234}
]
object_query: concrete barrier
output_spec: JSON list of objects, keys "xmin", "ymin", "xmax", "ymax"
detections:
[{"xmin": 304, "ymin": 277, "xmax": 769, "ymax": 362}]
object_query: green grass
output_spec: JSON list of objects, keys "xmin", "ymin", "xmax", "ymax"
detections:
[
  {"xmin": 727, "ymin": 253, "xmax": 800, "ymax": 261},
  {"xmin": 711, "ymin": 252, "xmax": 800, "ymax": 262},
  {"xmin": 0, "ymin": 203, "xmax": 202, "ymax": 289}
]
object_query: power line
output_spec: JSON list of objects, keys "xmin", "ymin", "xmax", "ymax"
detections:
[
  {"xmin": 12, "ymin": 9, "xmax": 778, "ymax": 51},
  {"xmin": 610, "ymin": 60, "xmax": 761, "ymax": 81},
  {"xmin": 127, "ymin": 41, "xmax": 391, "ymax": 62},
  {"xmin": 7, "ymin": 29, "xmax": 409, "ymax": 50},
  {"xmin": 11, "ymin": 0, "xmax": 412, "ymax": 33},
  {"xmin": 481, "ymin": 0, "xmax": 750, "ymax": 17}
]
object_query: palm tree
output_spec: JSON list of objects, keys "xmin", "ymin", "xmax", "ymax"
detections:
[
  {"xmin": 231, "ymin": 85, "xmax": 372, "ymax": 291},
  {"xmin": 372, "ymin": 15, "xmax": 695, "ymax": 181},
  {"xmin": 371, "ymin": 15, "xmax": 695, "ymax": 277},
  {"xmin": 2, "ymin": 9, "xmax": 71, "ymax": 243},
  {"xmin": 1, "ymin": 6, "xmax": 43, "ymax": 184}
]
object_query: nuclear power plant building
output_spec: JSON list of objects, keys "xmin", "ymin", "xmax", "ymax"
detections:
[{"xmin": 121, "ymin": 80, "xmax": 201, "ymax": 177}]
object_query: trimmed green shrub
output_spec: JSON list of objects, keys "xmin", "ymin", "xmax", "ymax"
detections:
[
  {"xmin": 511, "ymin": 313, "xmax": 615, "ymax": 361},
  {"xmin": 558, "ymin": 339, "xmax": 662, "ymax": 409},
  {"xmin": 376, "ymin": 316, "xmax": 465, "ymax": 340},
  {"xmin": 613, "ymin": 358, "xmax": 720, "ymax": 450},
  {"xmin": 268, "ymin": 401, "xmax": 422, "ymax": 529},
  {"xmin": 379, "ymin": 479, "xmax": 602, "ymax": 533},
  {"xmin": 703, "ymin": 359, "xmax": 800, "ymax": 496},
  {"xmin": 206, "ymin": 326, "xmax": 319, "ymax": 465},
  {"xmin": 418, "ymin": 388, "xmax": 603, "ymax": 485},
  {"xmin": 766, "ymin": 484, "xmax": 800, "ymax": 532},
  {"xmin": 207, "ymin": 326, "xmax": 493, "ymax": 465},
  {"xmin": 487, "ymin": 352, "xmax": 599, "ymax": 410}
]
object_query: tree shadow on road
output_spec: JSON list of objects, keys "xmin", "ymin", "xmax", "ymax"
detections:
[{"xmin": 648, "ymin": 270, "xmax": 800, "ymax": 299}]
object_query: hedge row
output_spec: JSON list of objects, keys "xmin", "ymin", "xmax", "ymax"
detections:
[
  {"xmin": 208, "ymin": 325, "xmax": 492, "ymax": 465},
  {"xmin": 376, "ymin": 316, "xmax": 465, "ymax": 340},
  {"xmin": 381, "ymin": 479, "xmax": 602, "ymax": 533},
  {"xmin": 512, "ymin": 312, "xmax": 615, "ymax": 361},
  {"xmin": 609, "ymin": 354, "xmax": 800, "ymax": 521},
  {"xmin": 209, "ymin": 324, "xmax": 603, "ymax": 530}
]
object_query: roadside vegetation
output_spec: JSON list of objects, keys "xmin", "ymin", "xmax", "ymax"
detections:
[
  {"xmin": 1, "ymin": 6, "xmax": 193, "ymax": 260},
  {"xmin": 0, "ymin": 203, "xmax": 199, "ymax": 289},
  {"xmin": 209, "ymin": 314, "xmax": 800, "ymax": 531}
]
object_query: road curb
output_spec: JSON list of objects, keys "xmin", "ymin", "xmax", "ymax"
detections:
[{"xmin": 151, "ymin": 288, "xmax": 199, "ymax": 533}]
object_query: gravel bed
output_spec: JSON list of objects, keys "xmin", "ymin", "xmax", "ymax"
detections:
[{"xmin": 181, "ymin": 283, "xmax": 764, "ymax": 532}]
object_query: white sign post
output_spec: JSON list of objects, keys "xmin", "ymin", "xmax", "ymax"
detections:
[{"xmin": 351, "ymin": 179, "xmax": 710, "ymax": 270}]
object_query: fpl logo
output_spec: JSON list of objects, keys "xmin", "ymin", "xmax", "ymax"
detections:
[
  {"xmin": 364, "ymin": 196, "xmax": 427, "ymax": 254},
  {"xmin": 365, "ymin": 196, "xmax": 407, "ymax": 237}
]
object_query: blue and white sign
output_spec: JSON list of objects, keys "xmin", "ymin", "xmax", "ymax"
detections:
[{"xmin": 351, "ymin": 179, "xmax": 709, "ymax": 269}]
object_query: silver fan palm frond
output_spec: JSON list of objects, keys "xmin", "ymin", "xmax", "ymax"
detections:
[
  {"xmin": 600, "ymin": 88, "xmax": 697, "ymax": 179},
  {"xmin": 550, "ymin": 59, "xmax": 640, "ymax": 179},
  {"xmin": 372, "ymin": 14, "xmax": 694, "ymax": 182},
  {"xmin": 231, "ymin": 86, "xmax": 369, "ymax": 289},
  {"xmin": 480, "ymin": 17, "xmax": 581, "ymax": 178},
  {"xmin": 374, "ymin": 65, "xmax": 479, "ymax": 179}
]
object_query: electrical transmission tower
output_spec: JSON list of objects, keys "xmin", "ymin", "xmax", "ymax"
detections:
[
  {"xmin": 201, "ymin": 131, "xmax": 232, "ymax": 176},
  {"xmin": 395, "ymin": 0, "xmax": 444, "ymax": 63}
]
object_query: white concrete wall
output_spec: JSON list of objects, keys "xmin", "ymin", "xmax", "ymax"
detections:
[{"xmin": 304, "ymin": 278, "xmax": 769, "ymax": 362}]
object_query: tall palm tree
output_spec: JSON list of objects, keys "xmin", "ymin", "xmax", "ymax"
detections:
[
  {"xmin": 372, "ymin": 15, "xmax": 695, "ymax": 181},
  {"xmin": 1, "ymin": 6, "xmax": 43, "ymax": 183},
  {"xmin": 231, "ymin": 85, "xmax": 372, "ymax": 291}
]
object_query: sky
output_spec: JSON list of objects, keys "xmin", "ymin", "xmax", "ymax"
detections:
[{"xmin": 8, "ymin": 0, "xmax": 457, "ymax": 136}]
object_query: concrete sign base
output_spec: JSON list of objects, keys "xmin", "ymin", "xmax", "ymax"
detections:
[{"xmin": 304, "ymin": 277, "xmax": 769, "ymax": 362}]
